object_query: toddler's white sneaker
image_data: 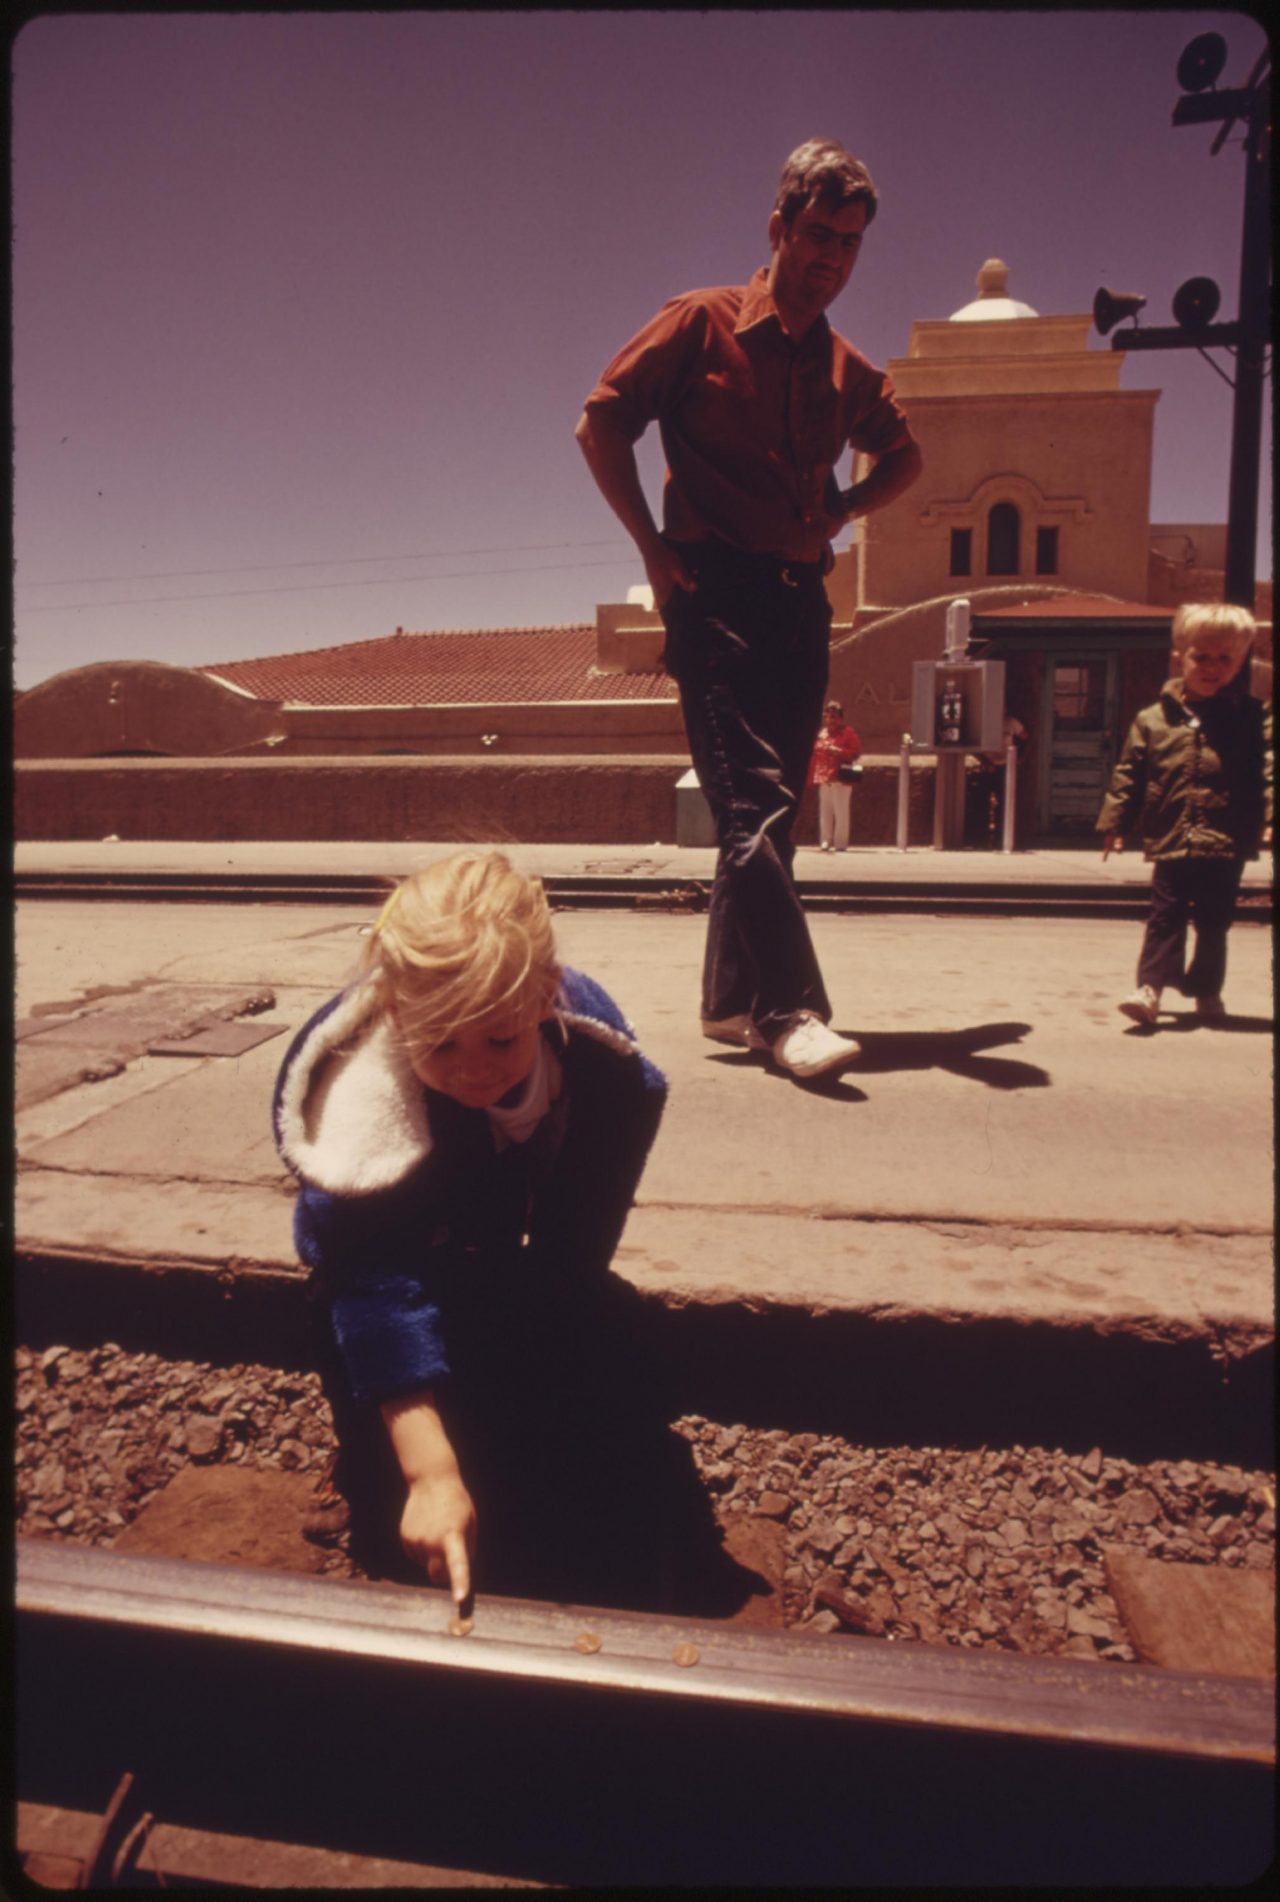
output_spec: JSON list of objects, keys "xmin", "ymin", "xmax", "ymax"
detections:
[{"xmin": 1118, "ymin": 985, "xmax": 1161, "ymax": 1025}]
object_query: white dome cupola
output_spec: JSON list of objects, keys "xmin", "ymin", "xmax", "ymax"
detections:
[{"xmin": 950, "ymin": 258, "xmax": 1039, "ymax": 322}]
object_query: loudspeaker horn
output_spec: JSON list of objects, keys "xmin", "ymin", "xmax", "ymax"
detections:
[{"xmin": 1093, "ymin": 288, "xmax": 1147, "ymax": 336}]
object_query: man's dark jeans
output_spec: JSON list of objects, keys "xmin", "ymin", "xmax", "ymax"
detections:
[
  {"xmin": 1137, "ymin": 856, "xmax": 1246, "ymax": 998},
  {"xmin": 660, "ymin": 540, "xmax": 832, "ymax": 1043}
]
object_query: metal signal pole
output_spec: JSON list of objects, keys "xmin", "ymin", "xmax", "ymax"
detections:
[{"xmin": 1094, "ymin": 36, "xmax": 1271, "ymax": 611}]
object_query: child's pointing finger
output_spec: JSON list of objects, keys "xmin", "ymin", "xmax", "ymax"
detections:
[{"xmin": 443, "ymin": 1530, "xmax": 471, "ymax": 1608}]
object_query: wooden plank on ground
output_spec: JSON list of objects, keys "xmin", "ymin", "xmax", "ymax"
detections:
[{"xmin": 1104, "ymin": 1549, "xmax": 1276, "ymax": 1680}]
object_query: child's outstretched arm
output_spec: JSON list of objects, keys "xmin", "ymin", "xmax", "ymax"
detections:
[{"xmin": 380, "ymin": 1391, "xmax": 476, "ymax": 1605}]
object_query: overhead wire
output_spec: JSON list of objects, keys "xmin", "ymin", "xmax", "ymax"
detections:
[
  {"xmin": 19, "ymin": 536, "xmax": 632, "ymax": 590},
  {"xmin": 17, "ymin": 552, "xmax": 640, "ymax": 614}
]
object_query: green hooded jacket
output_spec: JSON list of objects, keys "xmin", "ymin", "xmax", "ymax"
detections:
[{"xmin": 1096, "ymin": 677, "xmax": 1273, "ymax": 862}]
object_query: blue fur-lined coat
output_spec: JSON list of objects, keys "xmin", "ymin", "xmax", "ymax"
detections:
[{"xmin": 272, "ymin": 968, "xmax": 666, "ymax": 1407}]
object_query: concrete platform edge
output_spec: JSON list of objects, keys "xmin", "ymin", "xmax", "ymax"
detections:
[{"xmin": 15, "ymin": 1245, "xmax": 1273, "ymax": 1472}]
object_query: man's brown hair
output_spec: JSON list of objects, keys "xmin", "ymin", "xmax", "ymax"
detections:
[{"xmin": 775, "ymin": 139, "xmax": 878, "ymax": 228}]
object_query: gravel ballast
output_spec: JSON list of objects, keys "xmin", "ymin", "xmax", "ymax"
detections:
[{"xmin": 15, "ymin": 1344, "xmax": 1274, "ymax": 1662}]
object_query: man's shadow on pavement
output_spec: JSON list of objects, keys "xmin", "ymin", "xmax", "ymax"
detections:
[
  {"xmin": 708, "ymin": 1021, "xmax": 1048, "ymax": 1095},
  {"xmin": 706, "ymin": 1050, "xmax": 868, "ymax": 1102}
]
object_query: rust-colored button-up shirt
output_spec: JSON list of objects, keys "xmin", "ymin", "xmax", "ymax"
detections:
[{"xmin": 583, "ymin": 267, "xmax": 914, "ymax": 563}]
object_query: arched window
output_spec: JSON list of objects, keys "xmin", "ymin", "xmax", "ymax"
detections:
[{"xmin": 987, "ymin": 502, "xmax": 1020, "ymax": 576}]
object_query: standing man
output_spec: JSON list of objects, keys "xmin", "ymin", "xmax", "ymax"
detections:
[{"xmin": 576, "ymin": 139, "xmax": 922, "ymax": 1080}]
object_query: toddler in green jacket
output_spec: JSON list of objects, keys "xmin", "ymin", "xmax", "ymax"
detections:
[{"xmin": 1097, "ymin": 603, "xmax": 1272, "ymax": 1025}]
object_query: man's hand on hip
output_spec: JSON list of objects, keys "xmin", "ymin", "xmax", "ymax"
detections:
[
  {"xmin": 838, "ymin": 439, "xmax": 924, "ymax": 521},
  {"xmin": 645, "ymin": 540, "xmax": 696, "ymax": 611}
]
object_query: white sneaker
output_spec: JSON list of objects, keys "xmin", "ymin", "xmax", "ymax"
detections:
[
  {"xmin": 1119, "ymin": 985, "xmax": 1161, "ymax": 1025},
  {"xmin": 771, "ymin": 1013, "xmax": 861, "ymax": 1077},
  {"xmin": 702, "ymin": 1013, "xmax": 768, "ymax": 1051}
]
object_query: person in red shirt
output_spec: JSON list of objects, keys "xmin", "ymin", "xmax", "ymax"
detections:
[
  {"xmin": 809, "ymin": 700, "xmax": 862, "ymax": 851},
  {"xmin": 576, "ymin": 138, "xmax": 921, "ymax": 1081}
]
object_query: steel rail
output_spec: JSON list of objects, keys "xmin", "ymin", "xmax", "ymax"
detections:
[
  {"xmin": 17, "ymin": 1541, "xmax": 1275, "ymax": 1885},
  {"xmin": 18, "ymin": 1539, "xmax": 1273, "ymax": 1761}
]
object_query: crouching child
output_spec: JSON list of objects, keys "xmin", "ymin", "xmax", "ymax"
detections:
[{"xmin": 272, "ymin": 851, "xmax": 733, "ymax": 1613}]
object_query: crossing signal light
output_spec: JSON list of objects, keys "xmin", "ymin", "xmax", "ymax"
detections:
[
  {"xmin": 1176, "ymin": 32, "xmax": 1228, "ymax": 94},
  {"xmin": 1172, "ymin": 276, "xmax": 1222, "ymax": 329}
]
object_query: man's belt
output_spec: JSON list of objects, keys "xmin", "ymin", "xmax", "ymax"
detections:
[{"xmin": 669, "ymin": 538, "xmax": 826, "ymax": 587}]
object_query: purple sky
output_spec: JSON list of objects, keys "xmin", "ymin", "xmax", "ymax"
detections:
[{"xmin": 12, "ymin": 10, "xmax": 1272, "ymax": 690}]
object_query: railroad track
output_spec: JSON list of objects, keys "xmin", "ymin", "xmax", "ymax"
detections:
[
  {"xmin": 14, "ymin": 868, "xmax": 1273, "ymax": 1883},
  {"xmin": 17, "ymin": 864, "xmax": 1268, "ymax": 921},
  {"xmin": 16, "ymin": 1538, "xmax": 1274, "ymax": 1887}
]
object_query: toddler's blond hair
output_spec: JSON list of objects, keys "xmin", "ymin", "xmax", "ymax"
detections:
[
  {"xmin": 363, "ymin": 852, "xmax": 560, "ymax": 1050},
  {"xmin": 1171, "ymin": 602, "xmax": 1256, "ymax": 653}
]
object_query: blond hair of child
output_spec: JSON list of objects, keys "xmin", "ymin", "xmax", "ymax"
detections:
[
  {"xmin": 1170, "ymin": 602, "xmax": 1255, "ymax": 656},
  {"xmin": 363, "ymin": 852, "xmax": 561, "ymax": 1052}
]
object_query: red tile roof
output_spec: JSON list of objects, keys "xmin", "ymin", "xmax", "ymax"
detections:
[{"xmin": 200, "ymin": 625, "xmax": 678, "ymax": 707}]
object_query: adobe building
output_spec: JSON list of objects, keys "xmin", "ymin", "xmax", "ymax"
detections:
[{"xmin": 15, "ymin": 260, "xmax": 1270, "ymax": 847}]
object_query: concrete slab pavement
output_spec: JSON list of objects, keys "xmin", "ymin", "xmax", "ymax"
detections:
[{"xmin": 15, "ymin": 898, "xmax": 1273, "ymax": 1451}]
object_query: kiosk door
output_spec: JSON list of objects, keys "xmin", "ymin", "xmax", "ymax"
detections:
[{"xmin": 1040, "ymin": 655, "xmax": 1117, "ymax": 834}]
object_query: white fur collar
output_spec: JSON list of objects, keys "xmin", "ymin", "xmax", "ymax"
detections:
[
  {"xmin": 276, "ymin": 981, "xmax": 432, "ymax": 1196},
  {"xmin": 277, "ymin": 980, "xmax": 644, "ymax": 1198}
]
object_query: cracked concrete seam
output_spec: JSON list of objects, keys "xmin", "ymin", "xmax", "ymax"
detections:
[
  {"xmin": 28, "ymin": 982, "xmax": 276, "ymax": 1023},
  {"xmin": 637, "ymin": 1198, "xmax": 1271, "ymax": 1241},
  {"xmin": 17, "ymin": 1161, "xmax": 278, "ymax": 1191}
]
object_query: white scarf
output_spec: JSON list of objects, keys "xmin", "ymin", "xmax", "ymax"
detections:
[{"xmin": 486, "ymin": 1037, "xmax": 564, "ymax": 1151}]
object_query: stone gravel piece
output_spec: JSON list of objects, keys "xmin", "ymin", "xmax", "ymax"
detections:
[{"xmin": 13, "ymin": 1347, "xmax": 1276, "ymax": 1650}]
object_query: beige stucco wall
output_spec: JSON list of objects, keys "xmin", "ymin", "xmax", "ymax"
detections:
[
  {"xmin": 826, "ymin": 304, "xmax": 1161, "ymax": 622},
  {"xmin": 894, "ymin": 313, "xmax": 1122, "ymax": 390},
  {"xmin": 856, "ymin": 389, "xmax": 1159, "ymax": 612},
  {"xmin": 13, "ymin": 660, "xmax": 288, "ymax": 759}
]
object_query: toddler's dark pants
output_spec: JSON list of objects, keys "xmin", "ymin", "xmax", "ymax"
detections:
[{"xmin": 1136, "ymin": 857, "xmax": 1245, "ymax": 999}]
